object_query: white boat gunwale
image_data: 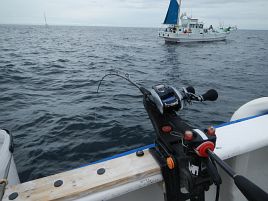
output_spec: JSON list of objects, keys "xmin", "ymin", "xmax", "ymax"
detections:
[
  {"xmin": 77, "ymin": 111, "xmax": 268, "ymax": 169},
  {"xmin": 2, "ymin": 112, "xmax": 268, "ymax": 201}
]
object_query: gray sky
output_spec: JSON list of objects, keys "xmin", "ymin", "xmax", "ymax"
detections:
[{"xmin": 0, "ymin": 0, "xmax": 267, "ymax": 30}]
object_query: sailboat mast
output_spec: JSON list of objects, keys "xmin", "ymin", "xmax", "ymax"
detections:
[
  {"xmin": 44, "ymin": 12, "xmax": 48, "ymax": 26},
  {"xmin": 178, "ymin": 0, "xmax": 182, "ymax": 25}
]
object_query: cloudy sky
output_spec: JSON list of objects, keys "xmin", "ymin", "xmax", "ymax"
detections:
[{"xmin": 0, "ymin": 0, "xmax": 267, "ymax": 30}]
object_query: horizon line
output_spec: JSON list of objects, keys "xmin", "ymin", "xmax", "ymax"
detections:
[{"xmin": 0, "ymin": 23, "xmax": 268, "ymax": 31}]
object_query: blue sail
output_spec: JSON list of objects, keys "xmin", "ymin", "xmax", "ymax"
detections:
[{"xmin": 163, "ymin": 0, "xmax": 180, "ymax": 25}]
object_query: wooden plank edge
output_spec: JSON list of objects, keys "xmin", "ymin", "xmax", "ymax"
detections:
[{"xmin": 3, "ymin": 149, "xmax": 160, "ymax": 201}]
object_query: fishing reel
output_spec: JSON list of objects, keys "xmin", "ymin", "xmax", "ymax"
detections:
[
  {"xmin": 149, "ymin": 84, "xmax": 218, "ymax": 114},
  {"xmin": 150, "ymin": 84, "xmax": 184, "ymax": 114}
]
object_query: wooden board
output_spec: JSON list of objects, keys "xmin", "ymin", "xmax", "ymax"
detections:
[
  {"xmin": 3, "ymin": 114, "xmax": 268, "ymax": 201},
  {"xmin": 2, "ymin": 150, "xmax": 159, "ymax": 201}
]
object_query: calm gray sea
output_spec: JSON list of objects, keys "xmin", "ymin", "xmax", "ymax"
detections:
[{"xmin": 0, "ymin": 25, "xmax": 267, "ymax": 182}]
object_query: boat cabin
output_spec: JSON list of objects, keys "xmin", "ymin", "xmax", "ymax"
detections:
[
  {"xmin": 160, "ymin": 14, "xmax": 207, "ymax": 36},
  {"xmin": 180, "ymin": 15, "xmax": 204, "ymax": 34}
]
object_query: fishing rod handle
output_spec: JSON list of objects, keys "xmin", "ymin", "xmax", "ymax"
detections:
[
  {"xmin": 207, "ymin": 149, "xmax": 236, "ymax": 178},
  {"xmin": 207, "ymin": 150, "xmax": 268, "ymax": 201},
  {"xmin": 234, "ymin": 175, "xmax": 268, "ymax": 201}
]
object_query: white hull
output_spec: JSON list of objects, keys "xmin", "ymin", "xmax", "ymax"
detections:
[
  {"xmin": 109, "ymin": 146, "xmax": 268, "ymax": 201},
  {"xmin": 159, "ymin": 32, "xmax": 227, "ymax": 43},
  {"xmin": 0, "ymin": 130, "xmax": 20, "ymax": 186}
]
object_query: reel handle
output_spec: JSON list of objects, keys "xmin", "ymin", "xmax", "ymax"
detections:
[
  {"xmin": 201, "ymin": 89, "xmax": 218, "ymax": 101},
  {"xmin": 184, "ymin": 88, "xmax": 218, "ymax": 102},
  {"xmin": 186, "ymin": 86, "xmax": 195, "ymax": 94}
]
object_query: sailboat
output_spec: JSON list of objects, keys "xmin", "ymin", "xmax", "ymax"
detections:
[
  {"xmin": 44, "ymin": 12, "xmax": 48, "ymax": 27},
  {"xmin": 159, "ymin": 0, "xmax": 228, "ymax": 43}
]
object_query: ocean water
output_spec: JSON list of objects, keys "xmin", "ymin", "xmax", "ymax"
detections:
[{"xmin": 0, "ymin": 25, "xmax": 267, "ymax": 182}]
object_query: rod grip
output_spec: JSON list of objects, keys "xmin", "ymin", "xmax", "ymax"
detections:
[{"xmin": 234, "ymin": 175, "xmax": 268, "ymax": 201}]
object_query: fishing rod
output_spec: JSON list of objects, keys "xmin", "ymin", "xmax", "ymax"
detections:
[
  {"xmin": 206, "ymin": 149, "xmax": 268, "ymax": 201},
  {"xmin": 97, "ymin": 71, "xmax": 268, "ymax": 201},
  {"xmin": 97, "ymin": 71, "xmax": 141, "ymax": 93}
]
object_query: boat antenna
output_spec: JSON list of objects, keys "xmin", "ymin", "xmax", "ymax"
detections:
[{"xmin": 190, "ymin": 9, "xmax": 192, "ymax": 18}]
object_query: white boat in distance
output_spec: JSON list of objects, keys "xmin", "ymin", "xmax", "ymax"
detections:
[{"xmin": 159, "ymin": 0, "xmax": 229, "ymax": 43}]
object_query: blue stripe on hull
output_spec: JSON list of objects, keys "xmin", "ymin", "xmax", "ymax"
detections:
[
  {"xmin": 78, "ymin": 113, "xmax": 268, "ymax": 168},
  {"xmin": 79, "ymin": 144, "xmax": 155, "ymax": 168}
]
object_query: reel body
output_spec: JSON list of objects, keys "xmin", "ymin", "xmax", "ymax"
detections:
[{"xmin": 150, "ymin": 84, "xmax": 184, "ymax": 114}]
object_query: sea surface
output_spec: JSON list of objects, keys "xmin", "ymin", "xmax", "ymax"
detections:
[{"xmin": 0, "ymin": 25, "xmax": 267, "ymax": 182}]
